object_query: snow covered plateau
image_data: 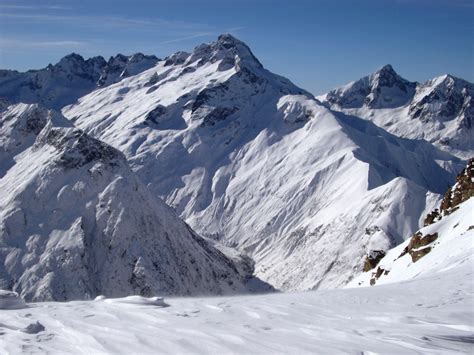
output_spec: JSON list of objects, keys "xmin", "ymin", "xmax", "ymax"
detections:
[{"xmin": 0, "ymin": 34, "xmax": 473, "ymax": 354}]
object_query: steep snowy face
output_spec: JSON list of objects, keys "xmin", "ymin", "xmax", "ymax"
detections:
[
  {"xmin": 324, "ymin": 65, "xmax": 417, "ymax": 109},
  {"xmin": 409, "ymin": 75, "xmax": 473, "ymax": 130},
  {"xmin": 0, "ymin": 53, "xmax": 159, "ymax": 110},
  {"xmin": 62, "ymin": 33, "xmax": 461, "ymax": 292},
  {"xmin": 0, "ymin": 103, "xmax": 257, "ymax": 301},
  {"xmin": 349, "ymin": 159, "xmax": 474, "ymax": 288},
  {"xmin": 320, "ymin": 68, "xmax": 474, "ymax": 158}
]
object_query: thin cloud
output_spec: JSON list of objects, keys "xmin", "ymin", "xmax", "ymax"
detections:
[
  {"xmin": 0, "ymin": 4, "xmax": 71, "ymax": 10},
  {"xmin": 0, "ymin": 12, "xmax": 212, "ymax": 31},
  {"xmin": 161, "ymin": 32, "xmax": 215, "ymax": 44},
  {"xmin": 0, "ymin": 38, "xmax": 86, "ymax": 49},
  {"xmin": 225, "ymin": 26, "xmax": 246, "ymax": 33},
  {"xmin": 160, "ymin": 27, "xmax": 246, "ymax": 45}
]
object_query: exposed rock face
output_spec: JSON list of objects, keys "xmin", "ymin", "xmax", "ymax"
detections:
[
  {"xmin": 399, "ymin": 232, "xmax": 439, "ymax": 262},
  {"xmin": 424, "ymin": 158, "xmax": 474, "ymax": 227},
  {"xmin": 369, "ymin": 266, "xmax": 389, "ymax": 286},
  {"xmin": 363, "ymin": 250, "xmax": 386, "ymax": 272},
  {"xmin": 439, "ymin": 158, "xmax": 474, "ymax": 215}
]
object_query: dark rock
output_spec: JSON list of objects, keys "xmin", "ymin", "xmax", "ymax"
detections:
[
  {"xmin": 363, "ymin": 250, "xmax": 386, "ymax": 272},
  {"xmin": 398, "ymin": 232, "xmax": 438, "ymax": 262},
  {"xmin": 144, "ymin": 105, "xmax": 167, "ymax": 125},
  {"xmin": 35, "ymin": 124, "xmax": 122, "ymax": 169},
  {"xmin": 440, "ymin": 158, "xmax": 474, "ymax": 215},
  {"xmin": 22, "ymin": 321, "xmax": 45, "ymax": 334}
]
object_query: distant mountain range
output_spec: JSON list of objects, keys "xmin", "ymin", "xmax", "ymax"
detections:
[
  {"xmin": 318, "ymin": 64, "xmax": 473, "ymax": 158},
  {"xmin": 0, "ymin": 34, "xmax": 471, "ymax": 300}
]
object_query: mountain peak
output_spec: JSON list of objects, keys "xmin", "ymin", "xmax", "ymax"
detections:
[
  {"xmin": 184, "ymin": 34, "xmax": 263, "ymax": 71},
  {"xmin": 61, "ymin": 53, "xmax": 85, "ymax": 62},
  {"xmin": 371, "ymin": 64, "xmax": 407, "ymax": 86},
  {"xmin": 216, "ymin": 33, "xmax": 243, "ymax": 48},
  {"xmin": 324, "ymin": 64, "xmax": 416, "ymax": 109},
  {"xmin": 379, "ymin": 64, "xmax": 394, "ymax": 72}
]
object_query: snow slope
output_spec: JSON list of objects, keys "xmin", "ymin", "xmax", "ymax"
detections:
[
  {"xmin": 0, "ymin": 261, "xmax": 472, "ymax": 354},
  {"xmin": 62, "ymin": 34, "xmax": 463, "ymax": 291},
  {"xmin": 319, "ymin": 66, "xmax": 473, "ymax": 159},
  {"xmin": 0, "ymin": 103, "xmax": 262, "ymax": 301},
  {"xmin": 0, "ymin": 53, "xmax": 159, "ymax": 110},
  {"xmin": 349, "ymin": 160, "xmax": 474, "ymax": 288}
]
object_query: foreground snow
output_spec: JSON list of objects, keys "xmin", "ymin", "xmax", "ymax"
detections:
[{"xmin": 1, "ymin": 263, "xmax": 472, "ymax": 354}]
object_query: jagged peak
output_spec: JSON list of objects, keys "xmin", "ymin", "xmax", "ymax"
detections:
[
  {"xmin": 182, "ymin": 34, "xmax": 263, "ymax": 71},
  {"xmin": 369, "ymin": 64, "xmax": 413, "ymax": 87},
  {"xmin": 216, "ymin": 33, "xmax": 245, "ymax": 48},
  {"xmin": 35, "ymin": 120, "xmax": 123, "ymax": 169},
  {"xmin": 376, "ymin": 64, "xmax": 396, "ymax": 74},
  {"xmin": 60, "ymin": 52, "xmax": 85, "ymax": 62},
  {"xmin": 109, "ymin": 53, "xmax": 129, "ymax": 63},
  {"xmin": 427, "ymin": 73, "xmax": 473, "ymax": 88},
  {"xmin": 163, "ymin": 51, "xmax": 190, "ymax": 66}
]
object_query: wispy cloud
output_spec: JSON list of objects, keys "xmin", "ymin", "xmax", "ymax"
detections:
[
  {"xmin": 225, "ymin": 26, "xmax": 246, "ymax": 33},
  {"xmin": 0, "ymin": 4, "xmax": 71, "ymax": 10},
  {"xmin": 0, "ymin": 12, "xmax": 212, "ymax": 32},
  {"xmin": 161, "ymin": 32, "xmax": 215, "ymax": 44},
  {"xmin": 0, "ymin": 38, "xmax": 86, "ymax": 49},
  {"xmin": 160, "ymin": 27, "xmax": 246, "ymax": 45}
]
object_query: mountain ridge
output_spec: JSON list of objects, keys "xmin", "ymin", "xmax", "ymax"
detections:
[
  {"xmin": 0, "ymin": 102, "xmax": 264, "ymax": 301},
  {"xmin": 319, "ymin": 64, "xmax": 473, "ymax": 158},
  {"xmin": 61, "ymin": 35, "xmax": 463, "ymax": 291}
]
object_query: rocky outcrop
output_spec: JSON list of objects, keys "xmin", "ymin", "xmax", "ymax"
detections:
[
  {"xmin": 363, "ymin": 250, "xmax": 386, "ymax": 272},
  {"xmin": 424, "ymin": 158, "xmax": 474, "ymax": 226},
  {"xmin": 439, "ymin": 158, "xmax": 474, "ymax": 215},
  {"xmin": 398, "ymin": 232, "xmax": 439, "ymax": 262}
]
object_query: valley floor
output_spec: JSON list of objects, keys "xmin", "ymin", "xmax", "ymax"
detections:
[{"xmin": 1, "ymin": 264, "xmax": 473, "ymax": 354}]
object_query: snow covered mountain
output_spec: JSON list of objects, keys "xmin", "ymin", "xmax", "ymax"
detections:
[
  {"xmin": 323, "ymin": 64, "xmax": 417, "ymax": 109},
  {"xmin": 0, "ymin": 53, "xmax": 159, "ymax": 110},
  {"xmin": 349, "ymin": 159, "xmax": 473, "ymax": 287},
  {"xmin": 61, "ymin": 34, "xmax": 463, "ymax": 291},
  {"xmin": 319, "ymin": 66, "xmax": 473, "ymax": 158},
  {"xmin": 0, "ymin": 102, "xmax": 260, "ymax": 301}
]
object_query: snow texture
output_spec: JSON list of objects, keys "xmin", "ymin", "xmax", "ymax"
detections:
[
  {"xmin": 0, "ymin": 103, "xmax": 263, "ymax": 301},
  {"xmin": 320, "ymin": 66, "xmax": 473, "ymax": 159},
  {"xmin": 349, "ymin": 194, "xmax": 474, "ymax": 288},
  {"xmin": 0, "ymin": 53, "xmax": 159, "ymax": 110},
  {"xmin": 63, "ymin": 34, "xmax": 463, "ymax": 291},
  {"xmin": 0, "ymin": 260, "xmax": 472, "ymax": 354}
]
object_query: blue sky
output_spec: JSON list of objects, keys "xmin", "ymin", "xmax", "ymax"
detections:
[{"xmin": 0, "ymin": 0, "xmax": 472, "ymax": 94}]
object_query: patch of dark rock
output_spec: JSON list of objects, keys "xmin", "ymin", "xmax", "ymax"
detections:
[
  {"xmin": 398, "ymin": 232, "xmax": 438, "ymax": 262},
  {"xmin": 363, "ymin": 250, "xmax": 386, "ymax": 272},
  {"xmin": 22, "ymin": 321, "xmax": 45, "ymax": 334}
]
